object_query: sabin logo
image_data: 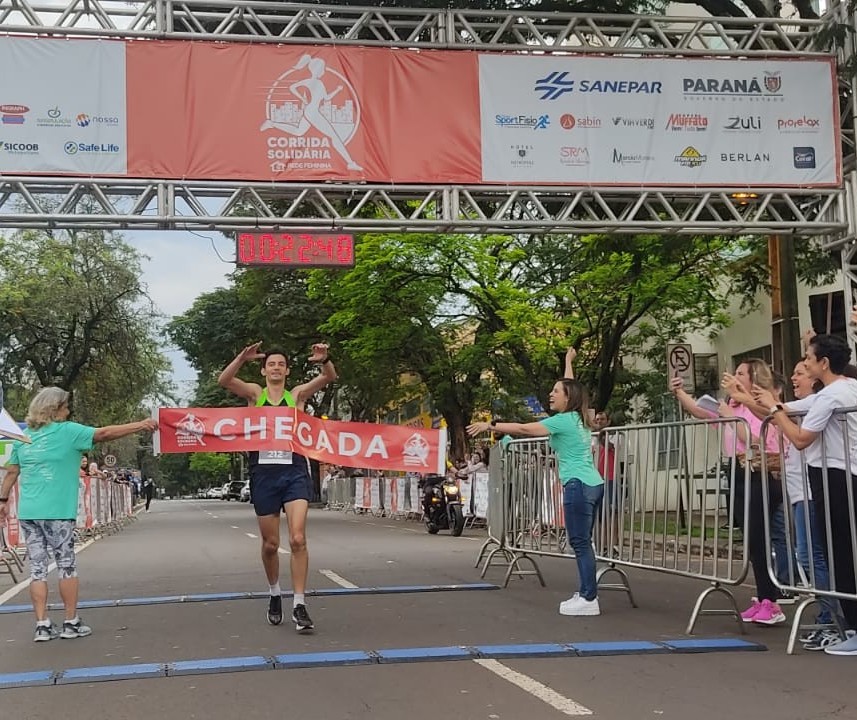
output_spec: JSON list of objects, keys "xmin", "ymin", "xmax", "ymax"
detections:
[{"xmin": 261, "ymin": 54, "xmax": 362, "ymax": 172}]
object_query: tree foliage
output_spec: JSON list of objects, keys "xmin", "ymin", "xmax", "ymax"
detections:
[{"xmin": 0, "ymin": 228, "xmax": 172, "ymax": 426}]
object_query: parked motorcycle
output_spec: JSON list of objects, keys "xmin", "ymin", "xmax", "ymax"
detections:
[{"xmin": 419, "ymin": 474, "xmax": 465, "ymax": 536}]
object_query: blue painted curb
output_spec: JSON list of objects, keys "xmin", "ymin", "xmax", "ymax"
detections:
[
  {"xmin": 660, "ymin": 638, "xmax": 766, "ymax": 653},
  {"xmin": 0, "ymin": 637, "xmax": 767, "ymax": 690},
  {"xmin": 273, "ymin": 650, "xmax": 376, "ymax": 668},
  {"xmin": 0, "ymin": 670, "xmax": 55, "ymax": 689},
  {"xmin": 56, "ymin": 663, "xmax": 166, "ymax": 684},
  {"xmin": 375, "ymin": 646, "xmax": 474, "ymax": 663},
  {"xmin": 168, "ymin": 656, "xmax": 272, "ymax": 676},
  {"xmin": 0, "ymin": 583, "xmax": 500, "ymax": 615},
  {"xmin": 568, "ymin": 640, "xmax": 668, "ymax": 656},
  {"xmin": 472, "ymin": 643, "xmax": 574, "ymax": 658}
]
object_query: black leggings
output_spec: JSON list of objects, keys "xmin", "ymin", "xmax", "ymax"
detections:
[
  {"xmin": 745, "ymin": 470, "xmax": 783, "ymax": 602},
  {"xmin": 808, "ymin": 466, "xmax": 857, "ymax": 629}
]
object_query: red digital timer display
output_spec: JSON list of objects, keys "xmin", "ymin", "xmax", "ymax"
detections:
[{"xmin": 235, "ymin": 231, "xmax": 355, "ymax": 268}]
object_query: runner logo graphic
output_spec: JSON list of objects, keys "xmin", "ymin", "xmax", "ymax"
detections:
[
  {"xmin": 175, "ymin": 413, "xmax": 207, "ymax": 447},
  {"xmin": 261, "ymin": 54, "xmax": 362, "ymax": 173},
  {"xmin": 402, "ymin": 433, "xmax": 430, "ymax": 467}
]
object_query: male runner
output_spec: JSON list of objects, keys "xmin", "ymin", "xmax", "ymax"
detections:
[{"xmin": 218, "ymin": 342, "xmax": 336, "ymax": 631}]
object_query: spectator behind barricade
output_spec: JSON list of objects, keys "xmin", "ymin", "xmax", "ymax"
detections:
[
  {"xmin": 0, "ymin": 387, "xmax": 157, "ymax": 643},
  {"xmin": 753, "ymin": 359, "xmax": 843, "ymax": 650},
  {"xmin": 671, "ymin": 359, "xmax": 787, "ymax": 626},
  {"xmin": 458, "ymin": 451, "xmax": 487, "ymax": 478},
  {"xmin": 754, "ymin": 334, "xmax": 857, "ymax": 656},
  {"xmin": 79, "ymin": 456, "xmax": 88, "ymax": 482},
  {"xmin": 467, "ymin": 345, "xmax": 606, "ymax": 617}
]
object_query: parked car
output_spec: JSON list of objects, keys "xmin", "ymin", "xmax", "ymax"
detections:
[
  {"xmin": 239, "ymin": 481, "xmax": 251, "ymax": 503},
  {"xmin": 206, "ymin": 486, "xmax": 223, "ymax": 499},
  {"xmin": 224, "ymin": 480, "xmax": 244, "ymax": 501}
]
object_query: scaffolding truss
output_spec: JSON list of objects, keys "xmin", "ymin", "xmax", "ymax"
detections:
[
  {"xmin": 0, "ymin": 176, "xmax": 846, "ymax": 235},
  {"xmin": 0, "ymin": 0, "xmax": 852, "ymax": 236}
]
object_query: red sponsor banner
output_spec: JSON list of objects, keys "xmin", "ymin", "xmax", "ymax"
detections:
[
  {"xmin": 82, "ymin": 477, "xmax": 94, "ymax": 530},
  {"xmin": 127, "ymin": 42, "xmax": 481, "ymax": 183},
  {"xmin": 156, "ymin": 407, "xmax": 446, "ymax": 475},
  {"xmin": 5, "ymin": 483, "xmax": 20, "ymax": 547}
]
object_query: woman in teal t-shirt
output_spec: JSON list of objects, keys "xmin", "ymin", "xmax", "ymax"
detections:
[
  {"xmin": 467, "ymin": 358, "xmax": 604, "ymax": 617},
  {"xmin": 0, "ymin": 387, "xmax": 157, "ymax": 643}
]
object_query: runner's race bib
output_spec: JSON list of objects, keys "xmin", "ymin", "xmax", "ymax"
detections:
[{"xmin": 258, "ymin": 450, "xmax": 293, "ymax": 465}]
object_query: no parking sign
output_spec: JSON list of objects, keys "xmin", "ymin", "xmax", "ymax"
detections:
[{"xmin": 667, "ymin": 343, "xmax": 695, "ymax": 394}]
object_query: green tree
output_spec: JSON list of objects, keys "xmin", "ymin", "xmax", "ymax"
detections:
[
  {"xmin": 188, "ymin": 452, "xmax": 232, "ymax": 487},
  {"xmin": 308, "ymin": 231, "xmax": 739, "ymax": 458},
  {"xmin": 0, "ymin": 228, "xmax": 172, "ymax": 425}
]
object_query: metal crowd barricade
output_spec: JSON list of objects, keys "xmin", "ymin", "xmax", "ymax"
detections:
[
  {"xmin": 474, "ymin": 444, "xmax": 514, "ymax": 577},
  {"xmin": 0, "ymin": 522, "xmax": 23, "ymax": 583},
  {"xmin": 760, "ymin": 406, "xmax": 857, "ymax": 654},
  {"xmin": 476, "ymin": 417, "xmax": 753, "ymax": 633}
]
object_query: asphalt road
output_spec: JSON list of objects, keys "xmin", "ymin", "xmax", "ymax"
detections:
[{"xmin": 0, "ymin": 500, "xmax": 853, "ymax": 720}]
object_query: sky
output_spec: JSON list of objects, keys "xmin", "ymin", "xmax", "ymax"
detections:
[{"xmin": 125, "ymin": 230, "xmax": 235, "ymax": 402}]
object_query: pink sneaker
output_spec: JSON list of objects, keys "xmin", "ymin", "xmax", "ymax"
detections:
[
  {"xmin": 741, "ymin": 598, "xmax": 761, "ymax": 623},
  {"xmin": 753, "ymin": 599, "xmax": 786, "ymax": 625}
]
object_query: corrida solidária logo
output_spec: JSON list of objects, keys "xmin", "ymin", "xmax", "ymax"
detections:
[{"xmin": 260, "ymin": 54, "xmax": 363, "ymax": 173}]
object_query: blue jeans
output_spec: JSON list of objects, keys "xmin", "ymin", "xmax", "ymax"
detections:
[
  {"xmin": 563, "ymin": 479, "xmax": 604, "ymax": 602},
  {"xmin": 770, "ymin": 503, "xmax": 790, "ymax": 586},
  {"xmin": 794, "ymin": 500, "xmax": 836, "ymax": 624}
]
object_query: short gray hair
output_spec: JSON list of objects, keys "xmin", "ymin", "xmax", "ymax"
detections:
[{"xmin": 25, "ymin": 387, "xmax": 70, "ymax": 430}]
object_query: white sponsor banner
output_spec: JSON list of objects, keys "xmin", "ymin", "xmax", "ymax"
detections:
[
  {"xmin": 472, "ymin": 471, "xmax": 490, "ymax": 519},
  {"xmin": 0, "ymin": 37, "xmax": 127, "ymax": 175},
  {"xmin": 479, "ymin": 55, "xmax": 839, "ymax": 187}
]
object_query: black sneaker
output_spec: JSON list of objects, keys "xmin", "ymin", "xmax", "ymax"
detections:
[
  {"xmin": 33, "ymin": 623, "xmax": 58, "ymax": 642},
  {"xmin": 292, "ymin": 603, "xmax": 314, "ymax": 632},
  {"xmin": 267, "ymin": 594, "xmax": 283, "ymax": 626}
]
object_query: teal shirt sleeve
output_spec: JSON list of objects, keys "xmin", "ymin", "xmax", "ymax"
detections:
[
  {"xmin": 538, "ymin": 414, "xmax": 565, "ymax": 434},
  {"xmin": 8, "ymin": 442, "xmax": 19, "ymax": 465},
  {"xmin": 63, "ymin": 422, "xmax": 96, "ymax": 451}
]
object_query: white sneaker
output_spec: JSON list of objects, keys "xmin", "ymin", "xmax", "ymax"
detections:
[
  {"xmin": 559, "ymin": 594, "xmax": 601, "ymax": 616},
  {"xmin": 558, "ymin": 593, "xmax": 580, "ymax": 614}
]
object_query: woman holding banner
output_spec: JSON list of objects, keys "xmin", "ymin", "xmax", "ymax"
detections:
[
  {"xmin": 0, "ymin": 387, "xmax": 156, "ymax": 642},
  {"xmin": 467, "ymin": 348, "xmax": 605, "ymax": 617}
]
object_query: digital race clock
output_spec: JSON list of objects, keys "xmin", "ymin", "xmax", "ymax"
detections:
[{"xmin": 235, "ymin": 231, "xmax": 355, "ymax": 268}]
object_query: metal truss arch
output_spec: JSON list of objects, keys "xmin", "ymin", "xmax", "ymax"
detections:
[
  {"xmin": 0, "ymin": 0, "xmax": 839, "ymax": 55},
  {"xmin": 0, "ymin": 1, "xmax": 851, "ymax": 236},
  {"xmin": 0, "ymin": 177, "xmax": 846, "ymax": 236}
]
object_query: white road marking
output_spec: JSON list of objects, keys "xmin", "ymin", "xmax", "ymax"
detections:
[
  {"xmin": 0, "ymin": 539, "xmax": 95, "ymax": 606},
  {"xmin": 278, "ymin": 547, "xmax": 290, "ymax": 555},
  {"xmin": 245, "ymin": 532, "xmax": 258, "ymax": 539},
  {"xmin": 473, "ymin": 659, "xmax": 593, "ymax": 716},
  {"xmin": 318, "ymin": 569, "xmax": 359, "ymax": 589},
  {"xmin": 231, "ymin": 526, "xmax": 240, "ymax": 530},
  {"xmin": 211, "ymin": 515, "xmax": 219, "ymax": 519}
]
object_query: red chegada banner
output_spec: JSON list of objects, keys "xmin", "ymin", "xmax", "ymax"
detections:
[{"xmin": 155, "ymin": 407, "xmax": 447, "ymax": 475}]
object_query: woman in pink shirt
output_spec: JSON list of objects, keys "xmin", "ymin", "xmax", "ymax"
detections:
[{"xmin": 672, "ymin": 359, "xmax": 786, "ymax": 625}]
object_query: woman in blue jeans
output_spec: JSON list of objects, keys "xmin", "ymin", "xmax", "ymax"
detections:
[{"xmin": 467, "ymin": 352, "xmax": 605, "ymax": 616}]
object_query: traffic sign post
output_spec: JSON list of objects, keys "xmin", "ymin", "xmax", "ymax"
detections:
[
  {"xmin": 667, "ymin": 343, "xmax": 695, "ymax": 394},
  {"xmin": 104, "ymin": 454, "xmax": 117, "ymax": 468}
]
